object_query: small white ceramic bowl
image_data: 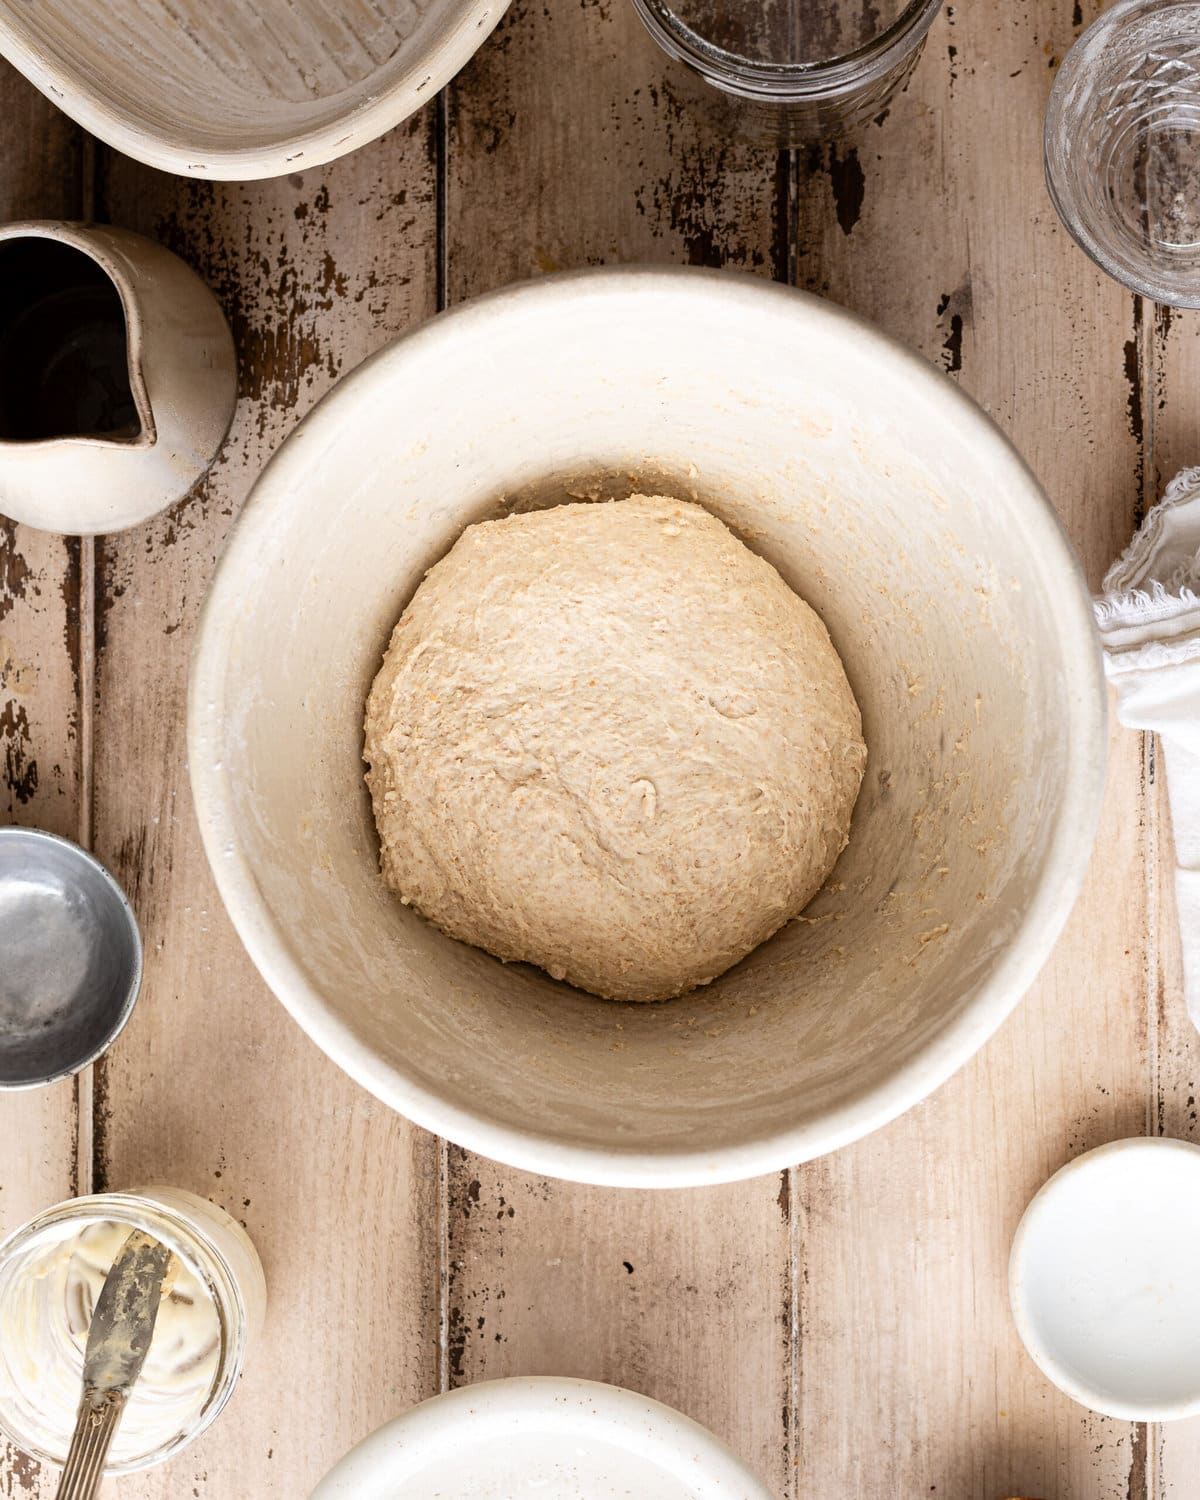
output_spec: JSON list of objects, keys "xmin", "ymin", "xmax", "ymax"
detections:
[
  {"xmin": 190, "ymin": 268, "xmax": 1106, "ymax": 1188},
  {"xmin": 1010, "ymin": 1137, "xmax": 1200, "ymax": 1421},
  {"xmin": 309, "ymin": 1378, "xmax": 774, "ymax": 1499}
]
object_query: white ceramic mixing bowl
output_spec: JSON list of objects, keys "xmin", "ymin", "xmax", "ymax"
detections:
[
  {"xmin": 310, "ymin": 1378, "xmax": 774, "ymax": 1498},
  {"xmin": 190, "ymin": 268, "xmax": 1105, "ymax": 1187}
]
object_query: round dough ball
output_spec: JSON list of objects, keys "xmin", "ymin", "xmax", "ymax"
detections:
[{"xmin": 364, "ymin": 495, "xmax": 866, "ymax": 1003}]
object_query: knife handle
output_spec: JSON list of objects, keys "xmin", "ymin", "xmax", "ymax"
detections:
[{"xmin": 56, "ymin": 1389, "xmax": 126, "ymax": 1500}]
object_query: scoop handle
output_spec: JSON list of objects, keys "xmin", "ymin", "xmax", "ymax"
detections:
[{"xmin": 55, "ymin": 1389, "xmax": 126, "ymax": 1500}]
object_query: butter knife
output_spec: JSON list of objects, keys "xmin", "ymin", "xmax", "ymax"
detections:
[{"xmin": 55, "ymin": 1228, "xmax": 174, "ymax": 1500}]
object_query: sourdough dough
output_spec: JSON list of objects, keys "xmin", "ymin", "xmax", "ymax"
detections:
[{"xmin": 364, "ymin": 495, "xmax": 866, "ymax": 1003}]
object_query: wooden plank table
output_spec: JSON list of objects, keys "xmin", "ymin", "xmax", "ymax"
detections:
[{"xmin": 3, "ymin": 0, "xmax": 1200, "ymax": 1494}]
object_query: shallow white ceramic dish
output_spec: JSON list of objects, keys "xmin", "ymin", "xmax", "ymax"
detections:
[
  {"xmin": 0, "ymin": 0, "xmax": 506, "ymax": 180},
  {"xmin": 1010, "ymin": 1136, "xmax": 1200, "ymax": 1421},
  {"xmin": 190, "ymin": 267, "xmax": 1106, "ymax": 1188},
  {"xmin": 309, "ymin": 1378, "xmax": 773, "ymax": 1499}
]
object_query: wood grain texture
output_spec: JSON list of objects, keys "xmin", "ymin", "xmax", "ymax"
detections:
[
  {"xmin": 444, "ymin": 1155, "xmax": 792, "ymax": 1489},
  {"xmin": 1143, "ymin": 302, "xmax": 1200, "ymax": 1489},
  {"xmin": 83, "ymin": 124, "xmax": 442, "ymax": 1497},
  {"xmin": 1148, "ymin": 747, "xmax": 1200, "ymax": 1492},
  {"xmin": 788, "ymin": 0, "xmax": 1172, "ymax": 1494},
  {"xmin": 447, "ymin": 0, "xmax": 1198, "ymax": 1495},
  {"xmin": 0, "ymin": 61, "xmax": 84, "ymax": 859},
  {"xmin": 445, "ymin": 0, "xmax": 787, "ymax": 292},
  {"xmin": 443, "ymin": 3, "xmax": 793, "ymax": 1492},
  {"xmin": 0, "ymin": 57, "xmax": 85, "ymax": 1500}
]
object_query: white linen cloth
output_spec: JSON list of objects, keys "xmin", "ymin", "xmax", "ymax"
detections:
[{"xmin": 1095, "ymin": 466, "xmax": 1200, "ymax": 1028}]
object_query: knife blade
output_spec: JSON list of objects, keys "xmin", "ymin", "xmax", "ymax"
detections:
[
  {"xmin": 55, "ymin": 1228, "xmax": 175, "ymax": 1500},
  {"xmin": 81, "ymin": 1228, "xmax": 174, "ymax": 1396}
]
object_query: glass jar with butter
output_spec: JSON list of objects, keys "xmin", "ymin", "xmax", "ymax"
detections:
[{"xmin": 0, "ymin": 1186, "xmax": 265, "ymax": 1474}]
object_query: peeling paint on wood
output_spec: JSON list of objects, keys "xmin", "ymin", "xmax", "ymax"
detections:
[
  {"xmin": 1141, "ymin": 211, "xmax": 1200, "ymax": 1499},
  {"xmin": 826, "ymin": 144, "xmax": 866, "ymax": 237},
  {"xmin": 0, "ymin": 521, "xmax": 30, "ymax": 628},
  {"xmin": 790, "ymin": 0, "xmax": 1164, "ymax": 1495},
  {"xmin": 0, "ymin": 60, "xmax": 86, "ymax": 1500},
  {"xmin": 76, "ymin": 108, "xmax": 442, "ymax": 1498},
  {"xmin": 0, "ymin": 1443, "xmax": 42, "ymax": 1498},
  {"xmin": 446, "ymin": 0, "xmax": 784, "ymax": 295},
  {"xmin": 1127, "ymin": 1423, "xmax": 1148, "ymax": 1500},
  {"xmin": 444, "ymin": 1, "xmax": 791, "ymax": 1492}
]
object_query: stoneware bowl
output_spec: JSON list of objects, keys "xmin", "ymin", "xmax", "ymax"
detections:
[
  {"xmin": 309, "ymin": 1377, "xmax": 774, "ymax": 1498},
  {"xmin": 190, "ymin": 268, "xmax": 1106, "ymax": 1188},
  {"xmin": 0, "ymin": 221, "xmax": 236, "ymax": 535},
  {"xmin": 1010, "ymin": 1137, "xmax": 1200, "ymax": 1420},
  {"xmin": 0, "ymin": 0, "xmax": 507, "ymax": 180}
]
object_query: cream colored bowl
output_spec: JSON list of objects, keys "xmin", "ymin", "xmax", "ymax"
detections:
[
  {"xmin": 310, "ymin": 1378, "xmax": 774, "ymax": 1498},
  {"xmin": 190, "ymin": 269, "xmax": 1105, "ymax": 1187},
  {"xmin": 1011, "ymin": 1138, "xmax": 1200, "ymax": 1420}
]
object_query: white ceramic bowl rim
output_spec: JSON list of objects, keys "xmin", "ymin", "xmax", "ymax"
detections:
[
  {"xmin": 308, "ymin": 1376, "xmax": 774, "ymax": 1498},
  {"xmin": 1010, "ymin": 1135, "xmax": 1200, "ymax": 1422},
  {"xmin": 190, "ymin": 266, "xmax": 1106, "ymax": 1188}
]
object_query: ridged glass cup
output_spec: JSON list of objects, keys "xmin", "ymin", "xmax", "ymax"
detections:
[
  {"xmin": 1046, "ymin": 0, "xmax": 1200, "ymax": 305},
  {"xmin": 631, "ymin": 0, "xmax": 944, "ymax": 144}
]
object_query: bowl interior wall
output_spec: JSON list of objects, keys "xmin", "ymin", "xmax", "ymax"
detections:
[{"xmin": 205, "ymin": 285, "xmax": 1082, "ymax": 1159}]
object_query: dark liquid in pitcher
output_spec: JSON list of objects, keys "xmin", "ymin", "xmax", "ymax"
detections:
[{"xmin": 0, "ymin": 239, "xmax": 139, "ymax": 444}]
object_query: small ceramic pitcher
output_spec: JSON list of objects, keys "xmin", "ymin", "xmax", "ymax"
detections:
[{"xmin": 0, "ymin": 220, "xmax": 237, "ymax": 535}]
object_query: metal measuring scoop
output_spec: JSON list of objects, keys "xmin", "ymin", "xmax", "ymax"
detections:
[
  {"xmin": 55, "ymin": 1229, "xmax": 175, "ymax": 1500},
  {"xmin": 0, "ymin": 828, "xmax": 141, "ymax": 1089}
]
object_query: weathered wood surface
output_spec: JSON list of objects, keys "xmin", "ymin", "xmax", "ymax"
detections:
[
  {"xmin": 85, "ymin": 130, "xmax": 444, "ymax": 1496},
  {"xmin": 1145, "ymin": 293, "xmax": 1200, "ymax": 1495},
  {"xmin": 443, "ymin": 5, "xmax": 795, "ymax": 1492},
  {"xmin": 0, "ymin": 63, "xmax": 86, "ymax": 1500},
  {"xmin": 2, "ymin": 0, "xmax": 1200, "ymax": 1493},
  {"xmin": 787, "ymin": 2, "xmax": 1161, "ymax": 1495}
]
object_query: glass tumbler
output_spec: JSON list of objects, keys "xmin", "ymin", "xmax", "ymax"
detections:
[
  {"xmin": 0, "ymin": 1187, "xmax": 265, "ymax": 1474},
  {"xmin": 631, "ymin": 0, "xmax": 944, "ymax": 144},
  {"xmin": 1046, "ymin": 0, "xmax": 1200, "ymax": 305}
]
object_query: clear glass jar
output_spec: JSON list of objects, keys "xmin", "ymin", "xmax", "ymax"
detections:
[
  {"xmin": 631, "ymin": 0, "xmax": 944, "ymax": 144},
  {"xmin": 0, "ymin": 1187, "xmax": 265, "ymax": 1474},
  {"xmin": 1046, "ymin": 0, "xmax": 1200, "ymax": 306}
]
